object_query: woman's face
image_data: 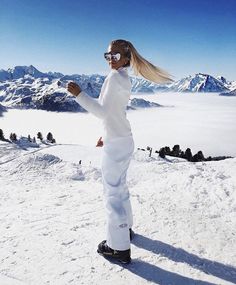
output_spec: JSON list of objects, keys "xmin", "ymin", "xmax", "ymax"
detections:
[{"xmin": 106, "ymin": 44, "xmax": 129, "ymax": 70}]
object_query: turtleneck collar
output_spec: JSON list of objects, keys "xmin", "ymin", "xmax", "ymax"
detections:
[{"xmin": 117, "ymin": 66, "xmax": 128, "ymax": 73}]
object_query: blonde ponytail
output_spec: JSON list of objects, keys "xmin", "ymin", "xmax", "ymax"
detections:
[{"xmin": 111, "ymin": 39, "xmax": 174, "ymax": 84}]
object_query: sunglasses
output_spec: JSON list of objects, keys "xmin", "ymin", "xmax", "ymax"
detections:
[{"xmin": 104, "ymin": 52, "xmax": 121, "ymax": 62}]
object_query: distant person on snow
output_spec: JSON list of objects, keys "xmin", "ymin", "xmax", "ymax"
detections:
[{"xmin": 67, "ymin": 39, "xmax": 173, "ymax": 264}]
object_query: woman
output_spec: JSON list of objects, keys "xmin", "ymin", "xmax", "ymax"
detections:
[{"xmin": 68, "ymin": 39, "xmax": 173, "ymax": 264}]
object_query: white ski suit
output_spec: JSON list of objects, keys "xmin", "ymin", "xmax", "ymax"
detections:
[{"xmin": 75, "ymin": 67, "xmax": 134, "ymax": 250}]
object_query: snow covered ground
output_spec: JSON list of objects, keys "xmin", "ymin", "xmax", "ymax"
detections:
[{"xmin": 0, "ymin": 92, "xmax": 236, "ymax": 284}]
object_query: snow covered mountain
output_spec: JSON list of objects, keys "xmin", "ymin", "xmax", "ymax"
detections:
[
  {"xmin": 0, "ymin": 66, "xmax": 234, "ymax": 112},
  {"xmin": 130, "ymin": 77, "xmax": 169, "ymax": 93},
  {"xmin": 0, "ymin": 65, "xmax": 63, "ymax": 81},
  {"xmin": 217, "ymin": 76, "xmax": 236, "ymax": 91},
  {"xmin": 228, "ymin": 81, "xmax": 236, "ymax": 92},
  {"xmin": 0, "ymin": 65, "xmax": 167, "ymax": 95},
  {"xmin": 0, "ymin": 73, "xmax": 105, "ymax": 112},
  {"xmin": 168, "ymin": 73, "xmax": 229, "ymax": 92},
  {"xmin": 129, "ymin": 98, "xmax": 162, "ymax": 109},
  {"xmin": 220, "ymin": 89, "xmax": 236, "ymax": 96},
  {"xmin": 218, "ymin": 77, "xmax": 236, "ymax": 96},
  {"xmin": 0, "ymin": 66, "xmax": 166, "ymax": 112}
]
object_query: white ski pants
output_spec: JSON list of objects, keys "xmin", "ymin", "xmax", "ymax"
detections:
[{"xmin": 101, "ymin": 135, "xmax": 134, "ymax": 251}]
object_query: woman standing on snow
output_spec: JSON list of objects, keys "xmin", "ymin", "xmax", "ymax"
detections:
[{"xmin": 68, "ymin": 39, "xmax": 173, "ymax": 264}]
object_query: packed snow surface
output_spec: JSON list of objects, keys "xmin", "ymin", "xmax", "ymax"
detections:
[{"xmin": 0, "ymin": 92, "xmax": 236, "ymax": 284}]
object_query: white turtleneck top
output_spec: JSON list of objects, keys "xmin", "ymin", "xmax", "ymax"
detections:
[{"xmin": 75, "ymin": 67, "xmax": 132, "ymax": 143}]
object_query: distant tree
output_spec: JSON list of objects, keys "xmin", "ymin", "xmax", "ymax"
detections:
[
  {"xmin": 32, "ymin": 137, "xmax": 36, "ymax": 143},
  {"xmin": 192, "ymin": 151, "xmax": 205, "ymax": 162},
  {"xmin": 180, "ymin": 151, "xmax": 185, "ymax": 159},
  {"xmin": 164, "ymin": 146, "xmax": 171, "ymax": 155},
  {"xmin": 37, "ymin": 132, "xmax": 43, "ymax": 141},
  {"xmin": 185, "ymin": 148, "xmax": 193, "ymax": 161},
  {"xmin": 171, "ymin": 145, "xmax": 181, "ymax": 157},
  {"xmin": 10, "ymin": 133, "xmax": 17, "ymax": 141},
  {"xmin": 146, "ymin": 146, "xmax": 152, "ymax": 157},
  {"xmin": 28, "ymin": 135, "xmax": 32, "ymax": 142},
  {"xmin": 46, "ymin": 132, "xmax": 56, "ymax": 143},
  {"xmin": 197, "ymin": 151, "xmax": 205, "ymax": 161},
  {"xmin": 159, "ymin": 147, "xmax": 165, "ymax": 158},
  {"xmin": 0, "ymin": 129, "xmax": 4, "ymax": 140},
  {"xmin": 46, "ymin": 132, "xmax": 53, "ymax": 142}
]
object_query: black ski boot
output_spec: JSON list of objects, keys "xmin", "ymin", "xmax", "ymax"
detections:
[
  {"xmin": 97, "ymin": 240, "xmax": 131, "ymax": 264},
  {"xmin": 129, "ymin": 228, "xmax": 134, "ymax": 241}
]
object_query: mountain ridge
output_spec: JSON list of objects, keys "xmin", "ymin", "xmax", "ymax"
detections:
[
  {"xmin": 0, "ymin": 65, "xmax": 235, "ymax": 112},
  {"xmin": 1, "ymin": 65, "xmax": 235, "ymax": 92}
]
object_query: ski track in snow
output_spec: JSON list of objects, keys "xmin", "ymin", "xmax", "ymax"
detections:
[{"xmin": 0, "ymin": 143, "xmax": 236, "ymax": 285}]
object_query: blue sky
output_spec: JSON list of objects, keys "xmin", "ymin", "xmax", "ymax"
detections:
[{"xmin": 0, "ymin": 0, "xmax": 236, "ymax": 80}]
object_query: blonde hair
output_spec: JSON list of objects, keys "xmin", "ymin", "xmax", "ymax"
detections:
[{"xmin": 111, "ymin": 39, "xmax": 174, "ymax": 84}]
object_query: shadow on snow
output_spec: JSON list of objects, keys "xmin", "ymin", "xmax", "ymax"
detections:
[{"xmin": 124, "ymin": 234, "xmax": 236, "ymax": 285}]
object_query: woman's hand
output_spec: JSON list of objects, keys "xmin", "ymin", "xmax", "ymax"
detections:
[
  {"xmin": 67, "ymin": 82, "xmax": 82, "ymax": 97},
  {"xmin": 96, "ymin": 137, "xmax": 103, "ymax": 147}
]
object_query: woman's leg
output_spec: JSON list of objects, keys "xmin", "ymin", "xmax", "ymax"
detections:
[
  {"xmin": 101, "ymin": 136, "xmax": 134, "ymax": 251},
  {"xmin": 120, "ymin": 170, "xmax": 133, "ymax": 230}
]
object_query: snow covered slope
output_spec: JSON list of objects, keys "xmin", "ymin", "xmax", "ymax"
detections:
[
  {"xmin": 0, "ymin": 142, "xmax": 236, "ymax": 285},
  {"xmin": 1, "ymin": 88, "xmax": 236, "ymax": 284}
]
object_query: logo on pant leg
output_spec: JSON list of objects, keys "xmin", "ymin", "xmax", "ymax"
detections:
[{"xmin": 119, "ymin": 223, "xmax": 128, "ymax": 228}]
